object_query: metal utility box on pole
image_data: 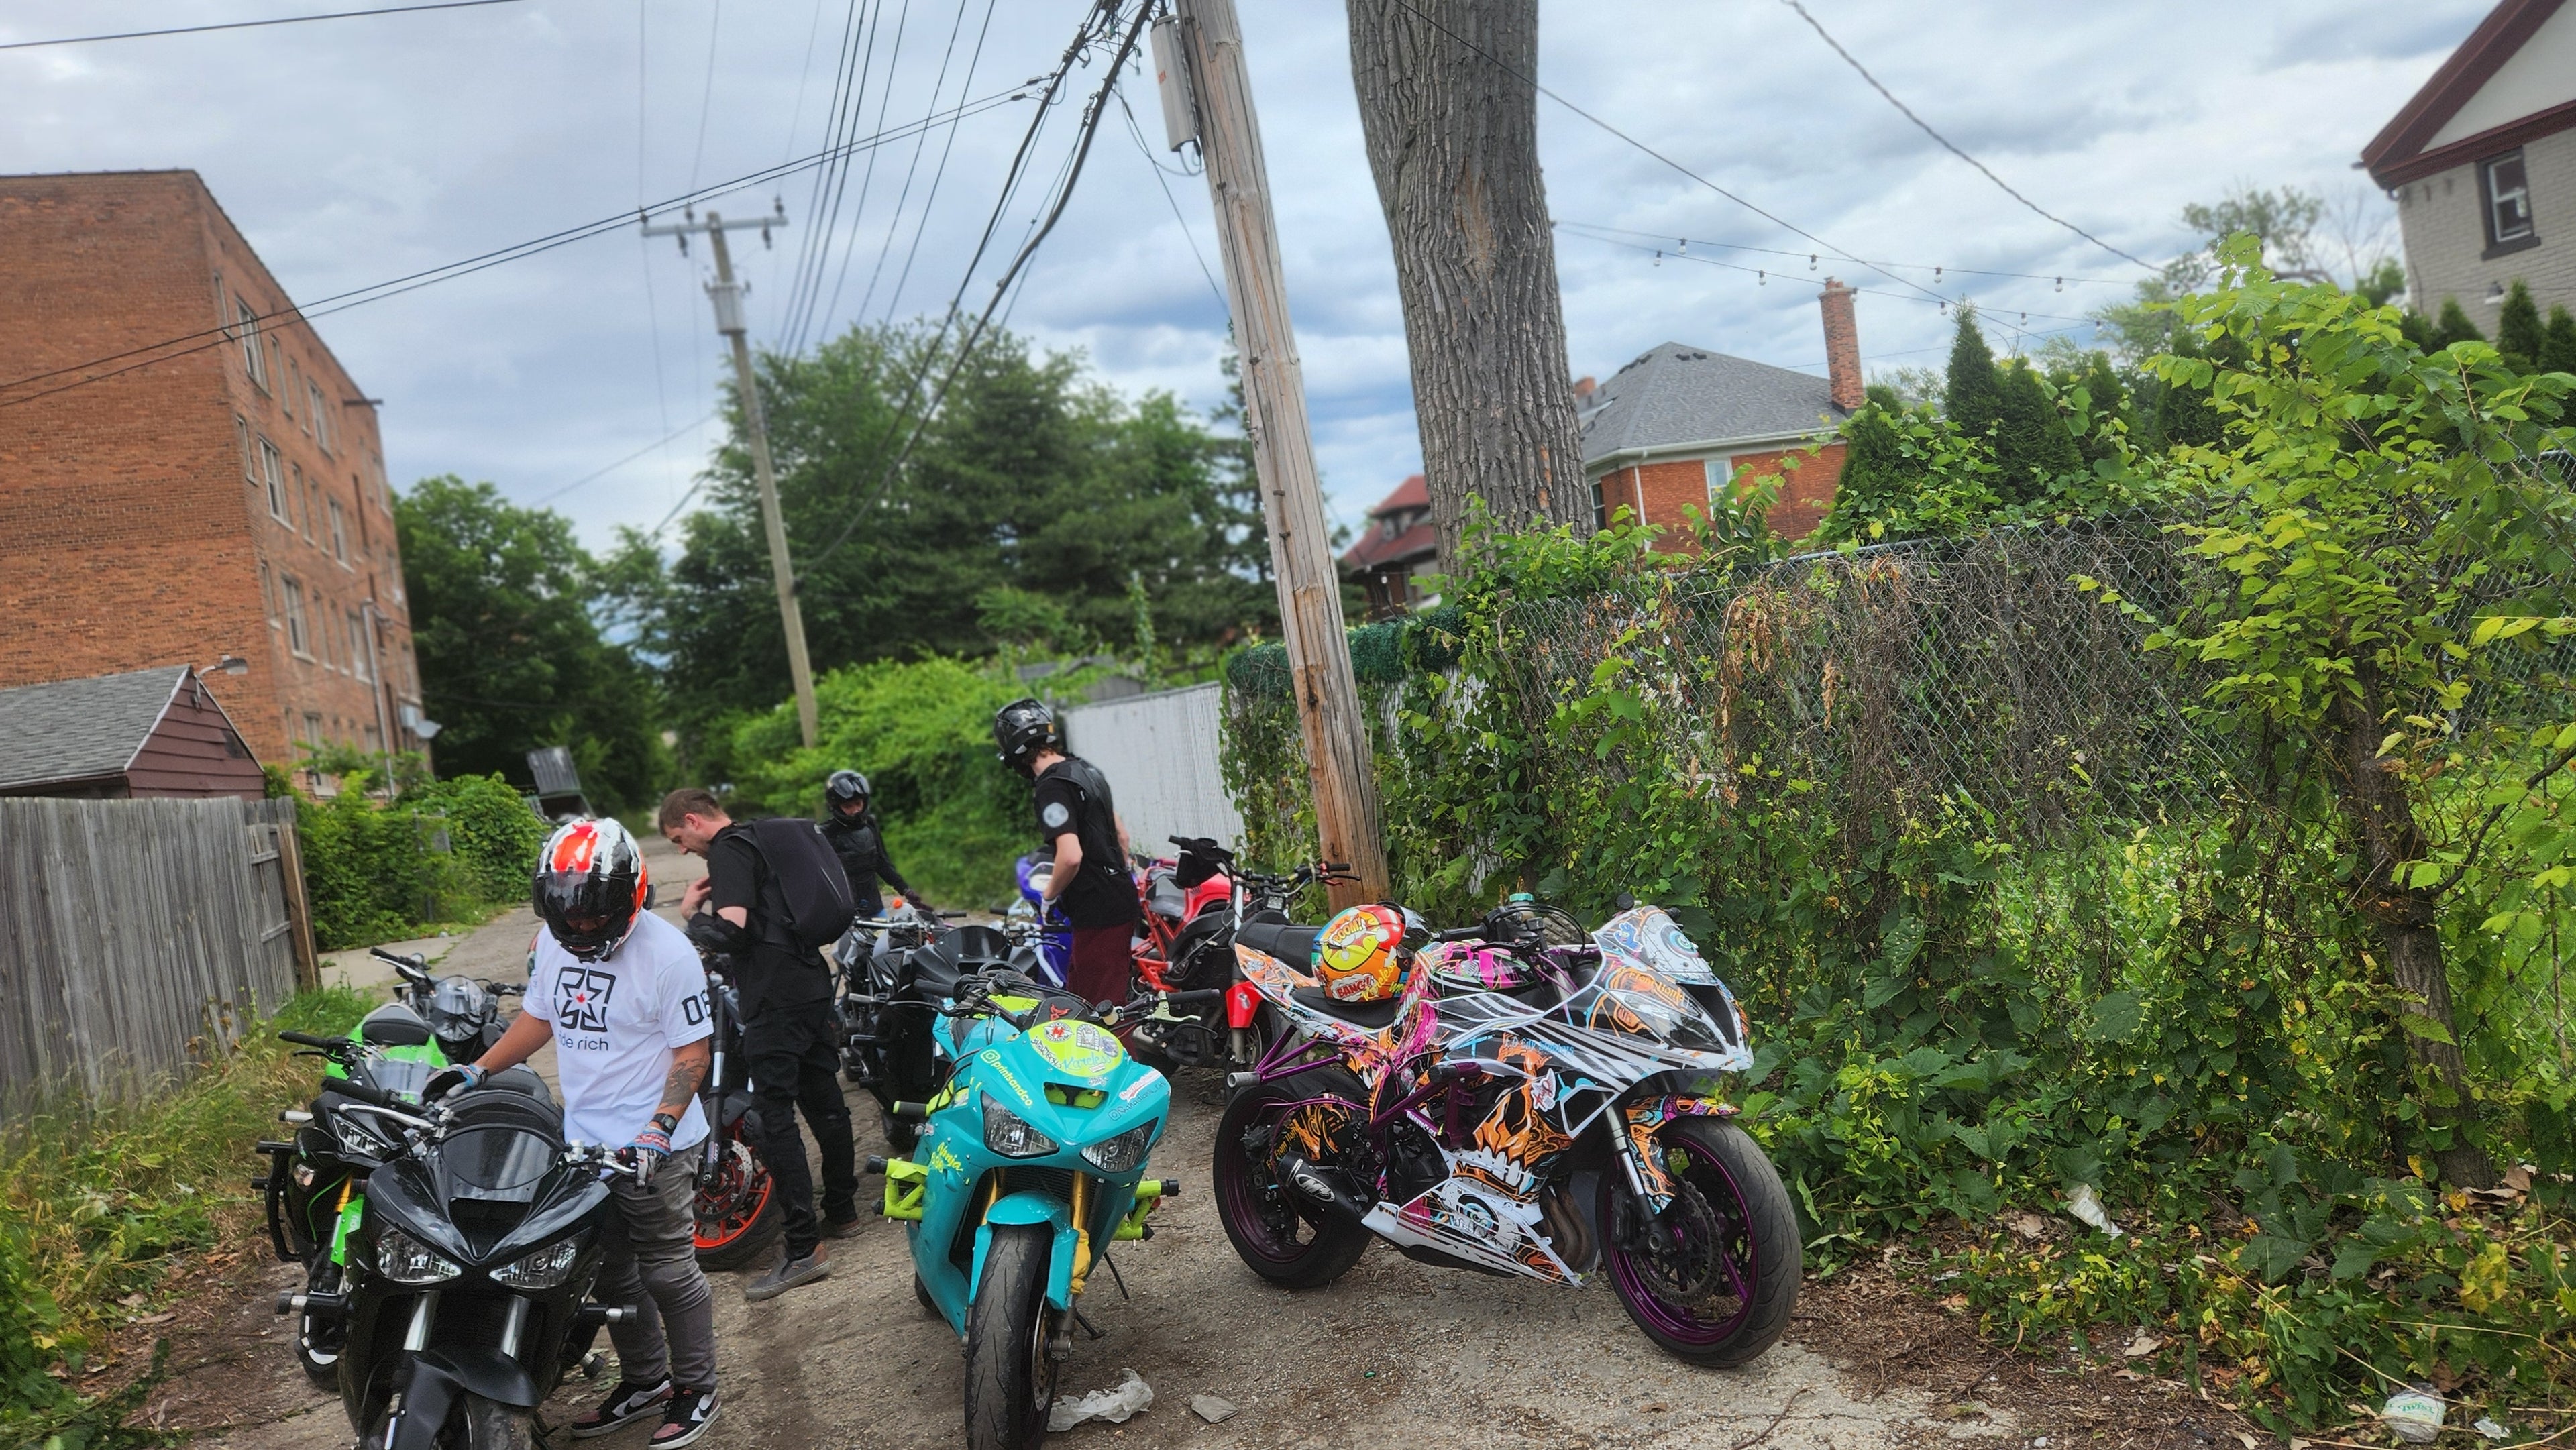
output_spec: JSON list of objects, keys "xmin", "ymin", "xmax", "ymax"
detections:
[
  {"xmin": 643, "ymin": 203, "xmax": 821, "ymax": 749},
  {"xmin": 1162, "ymin": 0, "xmax": 1389, "ymax": 909}
]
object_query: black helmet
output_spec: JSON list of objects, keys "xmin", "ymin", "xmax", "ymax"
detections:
[
  {"xmin": 533, "ymin": 818, "xmax": 647, "ymax": 962},
  {"xmin": 992, "ymin": 697, "xmax": 1057, "ymax": 775},
  {"xmin": 826, "ymin": 769, "xmax": 871, "ymax": 807}
]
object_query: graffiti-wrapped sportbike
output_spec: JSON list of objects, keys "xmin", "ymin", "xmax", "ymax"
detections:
[{"xmin": 1213, "ymin": 901, "xmax": 1799, "ymax": 1365}]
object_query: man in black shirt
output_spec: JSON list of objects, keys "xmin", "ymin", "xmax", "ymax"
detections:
[
  {"xmin": 659, "ymin": 787, "xmax": 857, "ymax": 1302},
  {"xmin": 818, "ymin": 769, "xmax": 920, "ymax": 918},
  {"xmin": 992, "ymin": 699, "xmax": 1138, "ymax": 1007}
]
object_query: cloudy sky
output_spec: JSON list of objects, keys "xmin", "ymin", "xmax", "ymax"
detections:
[{"xmin": 1, "ymin": 0, "xmax": 2487, "ymax": 547}]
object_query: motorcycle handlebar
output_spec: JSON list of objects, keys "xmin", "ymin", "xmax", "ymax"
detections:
[
  {"xmin": 1430, "ymin": 924, "xmax": 1488, "ymax": 944},
  {"xmin": 327, "ymin": 1074, "xmax": 400, "ymax": 1109},
  {"xmin": 278, "ymin": 1030, "xmax": 344, "ymax": 1050}
]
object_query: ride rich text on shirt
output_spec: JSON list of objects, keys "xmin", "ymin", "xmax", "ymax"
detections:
[{"xmin": 525, "ymin": 910, "xmax": 713, "ymax": 1152}]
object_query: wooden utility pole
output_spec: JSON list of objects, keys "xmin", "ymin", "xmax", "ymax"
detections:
[
  {"xmin": 1162, "ymin": 0, "xmax": 1389, "ymax": 909},
  {"xmin": 644, "ymin": 204, "xmax": 820, "ymax": 748}
]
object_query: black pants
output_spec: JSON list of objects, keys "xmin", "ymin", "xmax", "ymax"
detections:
[{"xmin": 743, "ymin": 1004, "xmax": 857, "ymax": 1261}]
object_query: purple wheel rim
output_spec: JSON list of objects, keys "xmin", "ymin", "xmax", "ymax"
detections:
[
  {"xmin": 1217, "ymin": 1098, "xmax": 1336, "ymax": 1266},
  {"xmin": 1603, "ymin": 1132, "xmax": 1760, "ymax": 1345}
]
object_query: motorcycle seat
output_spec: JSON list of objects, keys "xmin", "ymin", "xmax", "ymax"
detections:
[
  {"xmin": 1290, "ymin": 986, "xmax": 1401, "ymax": 1031},
  {"xmin": 487, "ymin": 1065, "xmax": 555, "ymax": 1106},
  {"xmin": 357, "ymin": 1003, "xmax": 433, "ymax": 1048},
  {"xmin": 1237, "ymin": 919, "xmax": 1320, "ymax": 965}
]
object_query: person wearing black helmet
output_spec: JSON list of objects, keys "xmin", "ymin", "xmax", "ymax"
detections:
[
  {"xmin": 992, "ymin": 698, "xmax": 1137, "ymax": 1006},
  {"xmin": 818, "ymin": 769, "xmax": 922, "ymax": 919},
  {"xmin": 426, "ymin": 818, "xmax": 722, "ymax": 1447}
]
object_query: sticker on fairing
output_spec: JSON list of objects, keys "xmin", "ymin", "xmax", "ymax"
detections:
[{"xmin": 1028, "ymin": 1019, "xmax": 1125, "ymax": 1079}]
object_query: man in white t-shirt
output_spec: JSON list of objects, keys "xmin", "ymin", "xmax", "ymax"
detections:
[{"xmin": 430, "ymin": 818, "xmax": 721, "ymax": 1448}]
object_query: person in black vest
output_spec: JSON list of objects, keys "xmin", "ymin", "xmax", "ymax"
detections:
[
  {"xmin": 658, "ymin": 787, "xmax": 858, "ymax": 1302},
  {"xmin": 818, "ymin": 769, "xmax": 922, "ymax": 918},
  {"xmin": 991, "ymin": 699, "xmax": 1139, "ymax": 1007}
]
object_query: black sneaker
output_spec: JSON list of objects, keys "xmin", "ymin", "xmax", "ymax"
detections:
[
  {"xmin": 741, "ymin": 1246, "xmax": 830, "ymax": 1302},
  {"xmin": 571, "ymin": 1377, "xmax": 672, "ymax": 1439},
  {"xmin": 651, "ymin": 1388, "xmax": 720, "ymax": 1448}
]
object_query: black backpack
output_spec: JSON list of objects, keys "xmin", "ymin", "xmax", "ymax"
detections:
[{"xmin": 745, "ymin": 818, "xmax": 857, "ymax": 954}]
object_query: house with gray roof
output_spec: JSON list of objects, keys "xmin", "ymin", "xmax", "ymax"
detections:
[
  {"xmin": 0, "ymin": 667, "xmax": 264, "ymax": 800},
  {"xmin": 1582, "ymin": 279, "xmax": 1864, "ymax": 542}
]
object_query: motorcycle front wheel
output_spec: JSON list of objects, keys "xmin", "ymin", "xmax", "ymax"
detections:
[
  {"xmin": 1599, "ymin": 1118, "xmax": 1800, "ymax": 1367},
  {"xmin": 694, "ymin": 1137, "xmax": 782, "ymax": 1270},
  {"xmin": 360, "ymin": 1392, "xmax": 535, "ymax": 1449},
  {"xmin": 962, "ymin": 1223, "xmax": 1057, "ymax": 1450},
  {"xmin": 295, "ymin": 1259, "xmax": 344, "ymax": 1390}
]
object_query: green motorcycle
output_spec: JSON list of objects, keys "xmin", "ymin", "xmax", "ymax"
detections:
[{"xmin": 872, "ymin": 970, "xmax": 1208, "ymax": 1450}]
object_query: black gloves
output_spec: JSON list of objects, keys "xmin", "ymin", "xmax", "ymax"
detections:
[{"xmin": 688, "ymin": 911, "xmax": 750, "ymax": 956}]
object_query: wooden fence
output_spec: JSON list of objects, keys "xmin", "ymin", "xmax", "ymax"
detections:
[{"xmin": 0, "ymin": 796, "xmax": 315, "ymax": 1114}]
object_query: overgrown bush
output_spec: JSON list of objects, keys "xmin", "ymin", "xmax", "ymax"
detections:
[
  {"xmin": 294, "ymin": 771, "xmax": 545, "ymax": 949},
  {"xmin": 1219, "ymin": 252, "xmax": 2576, "ymax": 1427},
  {"xmin": 1, "ymin": 989, "xmax": 368, "ymax": 1447},
  {"xmin": 727, "ymin": 657, "xmax": 1035, "ymax": 907}
]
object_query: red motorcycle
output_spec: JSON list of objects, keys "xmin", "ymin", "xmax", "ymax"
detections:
[{"xmin": 1131, "ymin": 840, "xmax": 1234, "ymax": 992}]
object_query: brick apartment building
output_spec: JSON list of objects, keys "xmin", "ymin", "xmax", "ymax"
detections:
[
  {"xmin": 1580, "ymin": 278, "xmax": 1863, "ymax": 545},
  {"xmin": 0, "ymin": 170, "xmax": 426, "ymax": 777},
  {"xmin": 2364, "ymin": 0, "xmax": 2576, "ymax": 321}
]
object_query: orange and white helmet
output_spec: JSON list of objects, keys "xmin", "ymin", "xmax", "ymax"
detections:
[
  {"xmin": 1311, "ymin": 903, "xmax": 1415, "ymax": 1003},
  {"xmin": 534, "ymin": 818, "xmax": 649, "ymax": 961}
]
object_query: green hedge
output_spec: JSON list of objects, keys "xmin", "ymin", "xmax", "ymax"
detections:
[{"xmin": 296, "ymin": 774, "xmax": 546, "ymax": 950}]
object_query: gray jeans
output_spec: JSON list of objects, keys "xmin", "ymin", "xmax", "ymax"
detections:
[{"xmin": 596, "ymin": 1160, "xmax": 717, "ymax": 1392}]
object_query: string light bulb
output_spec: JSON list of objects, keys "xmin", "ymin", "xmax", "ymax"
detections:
[
  {"xmin": 2054, "ymin": 276, "xmax": 2064, "ymax": 293},
  {"xmin": 1677, "ymin": 237, "xmax": 1688, "ymax": 256},
  {"xmin": 1652, "ymin": 249, "xmax": 1662, "ymax": 266},
  {"xmin": 1809, "ymin": 254, "xmax": 1818, "ymax": 270},
  {"xmin": 1757, "ymin": 269, "xmax": 1766, "ymax": 285},
  {"xmin": 1934, "ymin": 265, "xmax": 1943, "ymax": 282}
]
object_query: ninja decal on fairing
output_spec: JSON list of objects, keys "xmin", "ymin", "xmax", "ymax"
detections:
[{"xmin": 1029, "ymin": 1019, "xmax": 1125, "ymax": 1080}]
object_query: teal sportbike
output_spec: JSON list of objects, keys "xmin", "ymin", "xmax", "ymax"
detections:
[{"xmin": 871, "ymin": 967, "xmax": 1206, "ymax": 1450}]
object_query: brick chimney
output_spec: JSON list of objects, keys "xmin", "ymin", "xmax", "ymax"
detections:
[{"xmin": 1819, "ymin": 278, "xmax": 1862, "ymax": 412}]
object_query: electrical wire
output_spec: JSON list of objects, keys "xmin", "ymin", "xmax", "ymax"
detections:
[
  {"xmin": 795, "ymin": 0, "xmax": 917, "ymax": 353},
  {"xmin": 1558, "ymin": 226, "xmax": 2102, "ymax": 329},
  {"xmin": 1776, "ymin": 0, "xmax": 2155, "ymax": 272},
  {"xmin": 686, "ymin": 0, "xmax": 724, "ymax": 192},
  {"xmin": 1117, "ymin": 85, "xmax": 1225, "ymax": 313},
  {"xmin": 1555, "ymin": 220, "xmax": 2123, "ymax": 290},
  {"xmin": 776, "ymin": 0, "xmax": 871, "ymax": 345},
  {"xmin": 784, "ymin": 0, "xmax": 892, "ymax": 351},
  {"xmin": 1374, "ymin": 0, "xmax": 1947, "ymax": 307},
  {"xmin": 836, "ymin": 0, "xmax": 994, "ymax": 337},
  {"xmin": 0, "ymin": 86, "xmax": 1033, "ymax": 410},
  {"xmin": 531, "ymin": 410, "xmax": 719, "ymax": 505},
  {"xmin": 800, "ymin": 0, "xmax": 1150, "ymax": 577},
  {"xmin": 0, "ymin": 0, "xmax": 523, "ymax": 51}
]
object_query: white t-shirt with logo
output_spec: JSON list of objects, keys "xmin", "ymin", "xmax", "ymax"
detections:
[{"xmin": 525, "ymin": 910, "xmax": 713, "ymax": 1153}]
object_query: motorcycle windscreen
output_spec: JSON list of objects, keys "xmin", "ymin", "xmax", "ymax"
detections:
[
  {"xmin": 1563, "ymin": 966, "xmax": 1738, "ymax": 1056},
  {"xmin": 425, "ymin": 979, "xmax": 491, "ymax": 1044},
  {"xmin": 432, "ymin": 1125, "xmax": 559, "ymax": 1204},
  {"xmin": 368, "ymin": 1056, "xmax": 441, "ymax": 1103}
]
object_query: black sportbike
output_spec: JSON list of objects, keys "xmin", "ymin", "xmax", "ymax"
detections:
[
  {"xmin": 837, "ymin": 908, "xmax": 1031, "ymax": 1150},
  {"xmin": 273, "ymin": 1076, "xmax": 643, "ymax": 1450}
]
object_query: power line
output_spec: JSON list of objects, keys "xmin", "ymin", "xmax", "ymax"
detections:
[
  {"xmin": 531, "ymin": 410, "xmax": 719, "ymax": 505},
  {"xmin": 1776, "ymin": 0, "xmax": 2156, "ymax": 272},
  {"xmin": 0, "ymin": 0, "xmax": 523, "ymax": 51},
  {"xmin": 1375, "ymin": 0, "xmax": 1947, "ymax": 307},
  {"xmin": 687, "ymin": 0, "xmax": 725, "ymax": 192},
  {"xmin": 1557, "ymin": 226, "xmax": 2102, "ymax": 328},
  {"xmin": 865, "ymin": 0, "xmax": 1000, "ymax": 327},
  {"xmin": 781, "ymin": 0, "xmax": 888, "ymax": 350},
  {"xmin": 802, "ymin": 0, "xmax": 1148, "ymax": 577},
  {"xmin": 0, "ymin": 86, "xmax": 1032, "ymax": 409},
  {"xmin": 1556, "ymin": 220, "xmax": 2124, "ymax": 290},
  {"xmin": 1117, "ymin": 86, "xmax": 1225, "ymax": 313}
]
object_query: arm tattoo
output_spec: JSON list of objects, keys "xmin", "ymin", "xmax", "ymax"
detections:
[{"xmin": 660, "ymin": 1054, "xmax": 707, "ymax": 1107}]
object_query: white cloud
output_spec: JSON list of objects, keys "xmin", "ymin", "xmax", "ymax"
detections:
[{"xmin": 0, "ymin": 0, "xmax": 2484, "ymax": 542}]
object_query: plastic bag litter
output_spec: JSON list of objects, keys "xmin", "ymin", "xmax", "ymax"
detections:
[
  {"xmin": 1190, "ymin": 1394, "xmax": 1240, "ymax": 1424},
  {"xmin": 2064, "ymin": 1184, "xmax": 2122, "ymax": 1237},
  {"xmin": 1049, "ymin": 1369, "xmax": 1153, "ymax": 1431},
  {"xmin": 2475, "ymin": 1418, "xmax": 2511, "ymax": 1441},
  {"xmin": 2381, "ymin": 1386, "xmax": 2445, "ymax": 1444}
]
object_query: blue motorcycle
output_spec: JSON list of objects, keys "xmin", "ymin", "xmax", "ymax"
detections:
[
  {"xmin": 871, "ymin": 970, "xmax": 1209, "ymax": 1449},
  {"xmin": 1008, "ymin": 853, "xmax": 1072, "ymax": 987}
]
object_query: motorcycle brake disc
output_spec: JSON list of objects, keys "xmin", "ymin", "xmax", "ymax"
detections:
[{"xmin": 1619, "ymin": 1177, "xmax": 1727, "ymax": 1302}]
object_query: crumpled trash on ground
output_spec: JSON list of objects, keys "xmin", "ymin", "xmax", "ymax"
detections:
[
  {"xmin": 1190, "ymin": 1394, "xmax": 1239, "ymax": 1424},
  {"xmin": 1049, "ymin": 1368, "xmax": 1153, "ymax": 1431},
  {"xmin": 2381, "ymin": 1385, "xmax": 2446, "ymax": 1444},
  {"xmin": 2475, "ymin": 1418, "xmax": 2511, "ymax": 1441},
  {"xmin": 2063, "ymin": 1183, "xmax": 2121, "ymax": 1237}
]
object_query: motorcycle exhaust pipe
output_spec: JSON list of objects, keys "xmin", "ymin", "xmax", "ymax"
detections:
[{"xmin": 1279, "ymin": 1155, "xmax": 1371, "ymax": 1226}]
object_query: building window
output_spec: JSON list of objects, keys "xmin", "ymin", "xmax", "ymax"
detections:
[
  {"xmin": 236, "ymin": 415, "xmax": 255, "ymax": 486},
  {"xmin": 1590, "ymin": 474, "xmax": 1609, "ymax": 533},
  {"xmin": 260, "ymin": 563, "xmax": 278, "ymax": 626},
  {"xmin": 329, "ymin": 498, "xmax": 349, "ymax": 565},
  {"xmin": 311, "ymin": 382, "xmax": 333, "ymax": 453},
  {"xmin": 282, "ymin": 575, "xmax": 310, "ymax": 656},
  {"xmin": 235, "ymin": 300, "xmax": 267, "ymax": 390},
  {"xmin": 304, "ymin": 473, "xmax": 321, "ymax": 541},
  {"xmin": 282, "ymin": 357, "xmax": 297, "ymax": 424},
  {"xmin": 266, "ymin": 337, "xmax": 286, "ymax": 400},
  {"xmin": 260, "ymin": 439, "xmax": 288, "ymax": 520},
  {"xmin": 2483, "ymin": 151, "xmax": 2536, "ymax": 247},
  {"xmin": 350, "ymin": 612, "xmax": 372, "ymax": 681},
  {"xmin": 1703, "ymin": 456, "xmax": 1737, "ymax": 503}
]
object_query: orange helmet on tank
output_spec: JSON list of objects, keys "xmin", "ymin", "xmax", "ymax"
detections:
[{"xmin": 1311, "ymin": 903, "xmax": 1413, "ymax": 1003}]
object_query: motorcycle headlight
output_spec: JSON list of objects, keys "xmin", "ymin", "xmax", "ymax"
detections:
[
  {"xmin": 982, "ymin": 1097, "xmax": 1057, "ymax": 1159},
  {"xmin": 490, "ymin": 1237, "xmax": 583, "ymax": 1290},
  {"xmin": 332, "ymin": 1114, "xmax": 386, "ymax": 1160},
  {"xmin": 375, "ymin": 1227, "xmax": 460, "ymax": 1285},
  {"xmin": 1081, "ymin": 1122, "xmax": 1157, "ymax": 1174}
]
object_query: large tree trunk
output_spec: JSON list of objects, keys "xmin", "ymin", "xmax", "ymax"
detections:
[
  {"xmin": 2330, "ymin": 662, "xmax": 2498, "ymax": 1189},
  {"xmin": 1346, "ymin": 0, "xmax": 1588, "ymax": 567}
]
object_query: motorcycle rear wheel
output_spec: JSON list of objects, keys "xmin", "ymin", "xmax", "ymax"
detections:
[
  {"xmin": 962, "ymin": 1223, "xmax": 1057, "ymax": 1450},
  {"xmin": 1212, "ymin": 1069, "xmax": 1373, "ymax": 1289},
  {"xmin": 1599, "ymin": 1119, "xmax": 1799, "ymax": 1367},
  {"xmin": 694, "ymin": 1137, "xmax": 782, "ymax": 1270}
]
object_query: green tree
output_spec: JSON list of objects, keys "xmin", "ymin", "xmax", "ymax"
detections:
[
  {"xmin": 2497, "ymin": 280, "xmax": 2544, "ymax": 370},
  {"xmin": 2434, "ymin": 298, "xmax": 2485, "ymax": 349},
  {"xmin": 1992, "ymin": 360, "xmax": 2080, "ymax": 502},
  {"xmin": 1812, "ymin": 399, "xmax": 2000, "ymax": 545},
  {"xmin": 2125, "ymin": 237, "xmax": 2576, "ymax": 1188},
  {"xmin": 2544, "ymin": 305, "xmax": 2576, "ymax": 375},
  {"xmin": 396, "ymin": 477, "xmax": 667, "ymax": 811},
  {"xmin": 1943, "ymin": 310, "xmax": 2003, "ymax": 438},
  {"xmin": 637, "ymin": 321, "xmax": 1273, "ymax": 757}
]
